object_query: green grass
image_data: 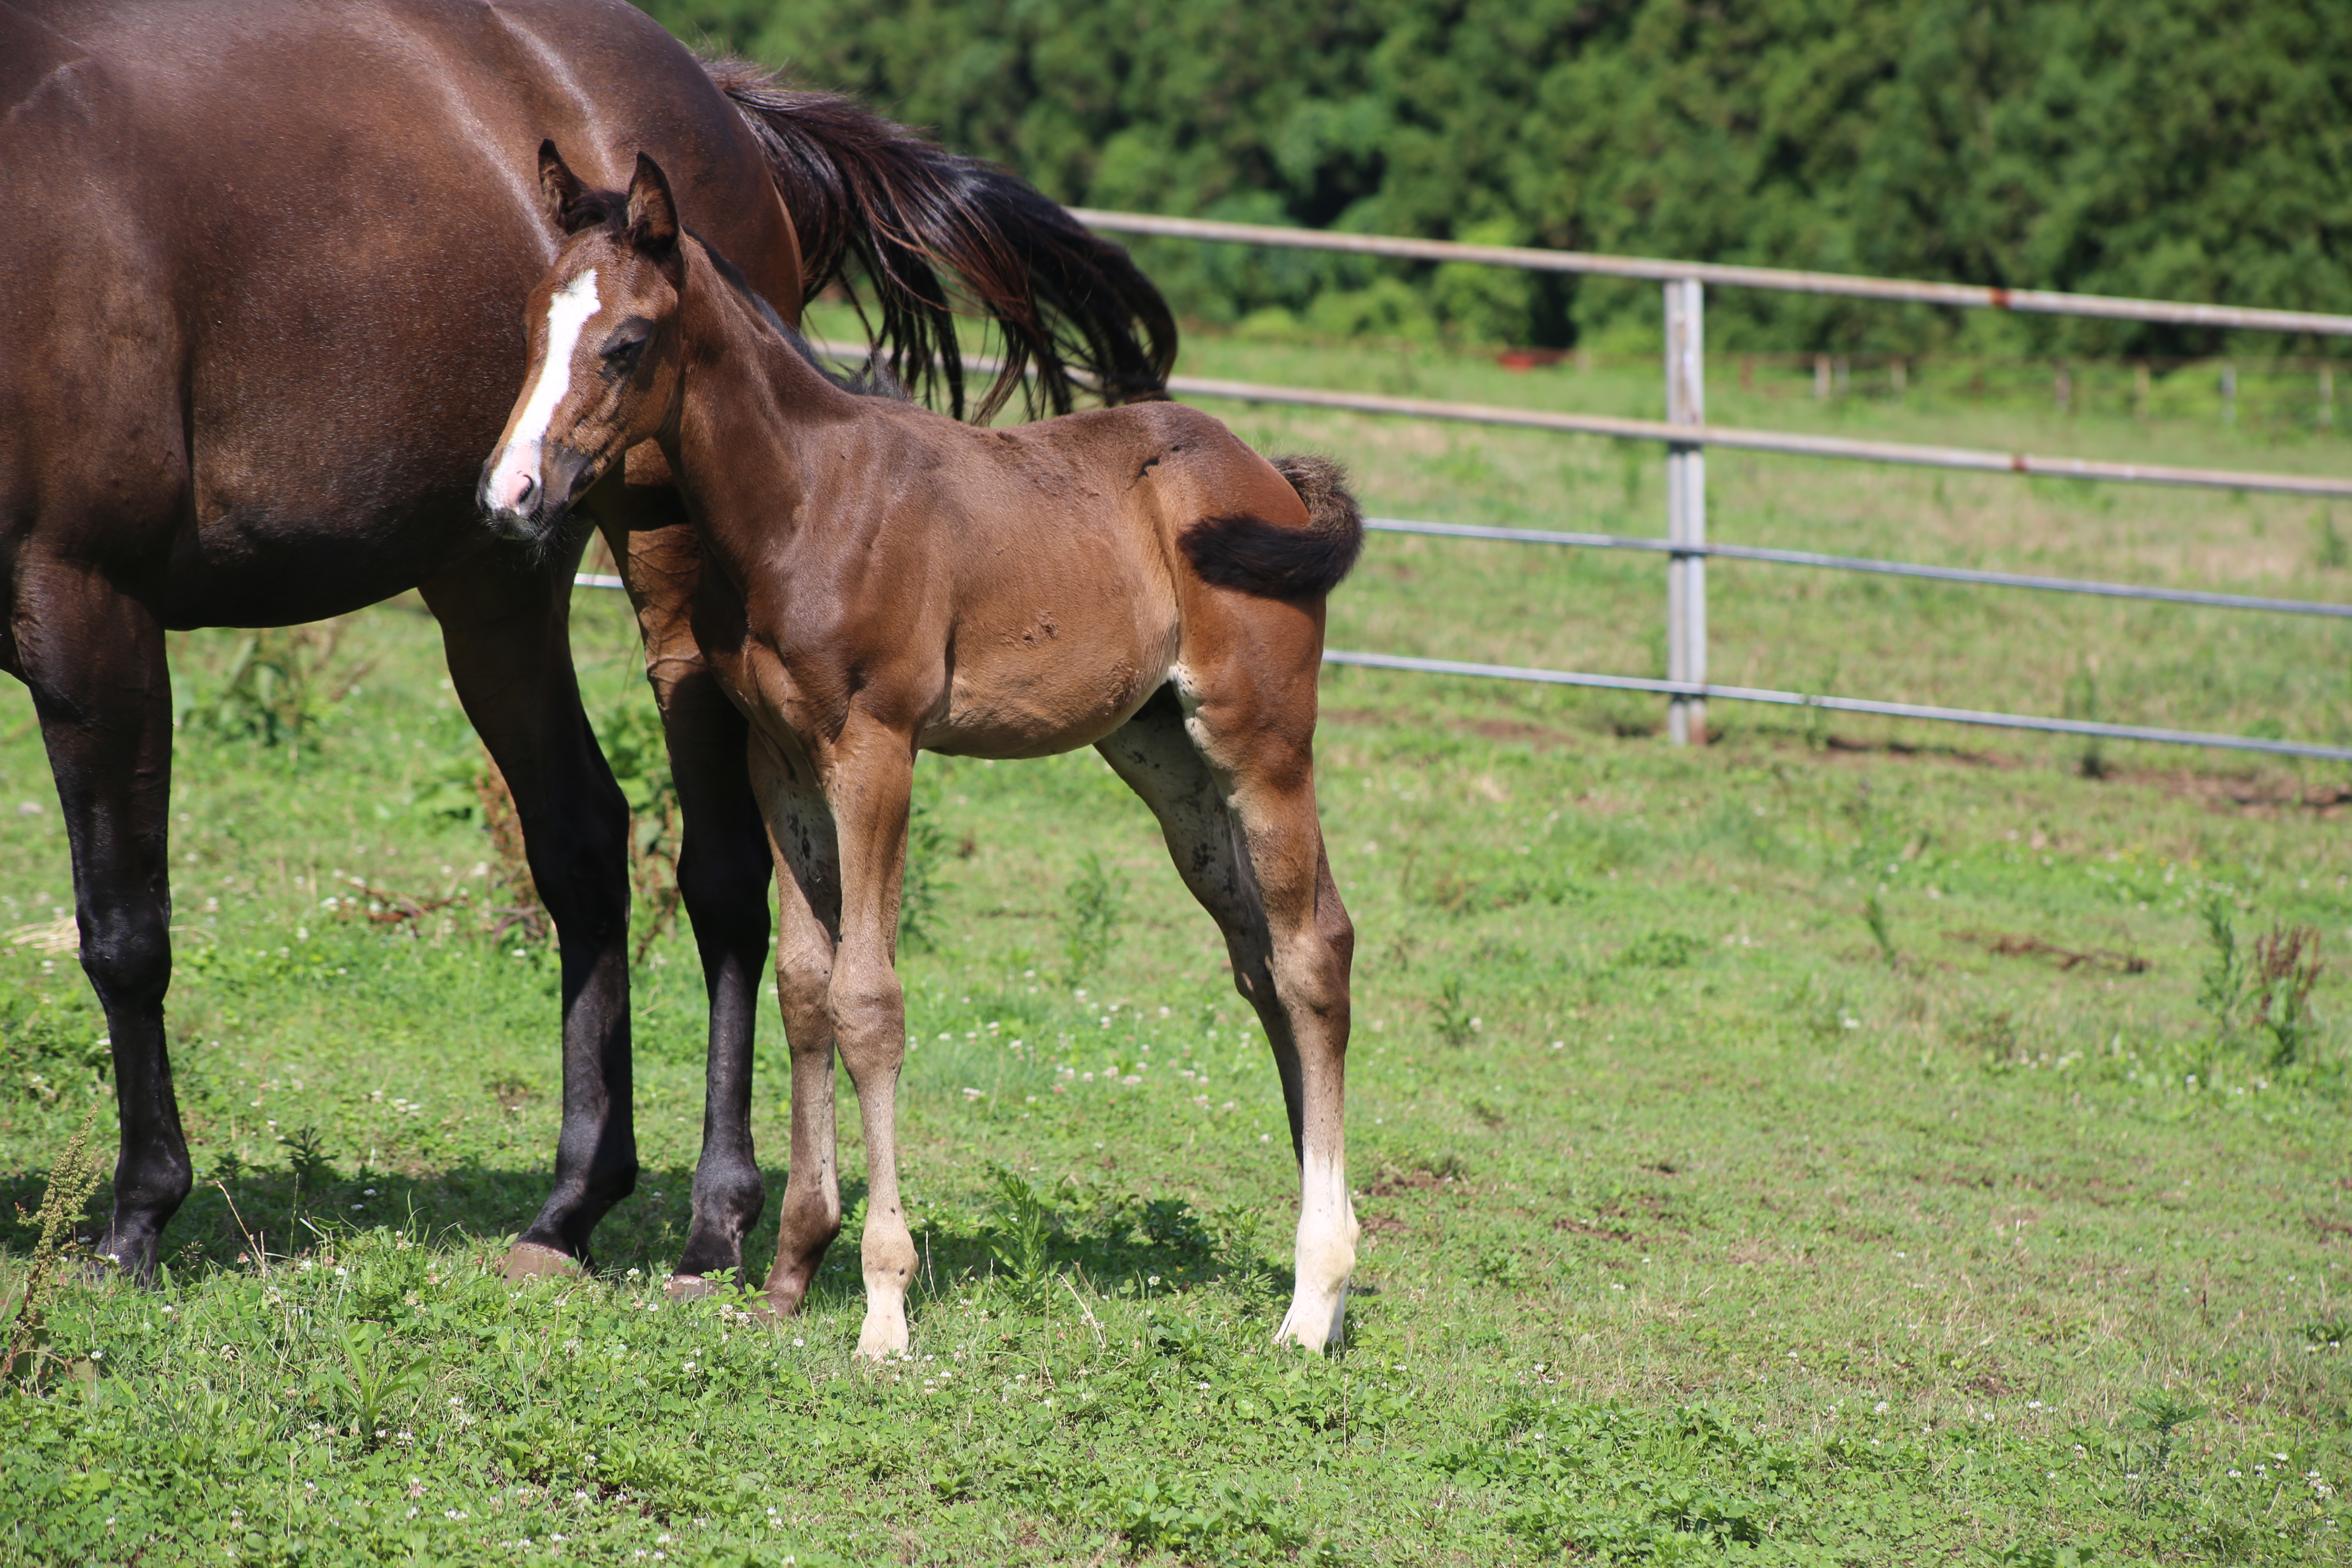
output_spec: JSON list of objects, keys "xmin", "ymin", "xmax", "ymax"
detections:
[{"xmin": 2, "ymin": 339, "xmax": 2350, "ymax": 1564}]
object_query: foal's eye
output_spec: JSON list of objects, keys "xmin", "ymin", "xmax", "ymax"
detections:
[{"xmin": 602, "ymin": 335, "xmax": 647, "ymax": 370}]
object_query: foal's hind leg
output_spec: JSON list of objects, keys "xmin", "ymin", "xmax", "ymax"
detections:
[{"xmin": 1097, "ymin": 686, "xmax": 1357, "ymax": 1350}]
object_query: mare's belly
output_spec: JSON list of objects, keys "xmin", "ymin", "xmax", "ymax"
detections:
[{"xmin": 159, "ymin": 488, "xmax": 496, "ymax": 628}]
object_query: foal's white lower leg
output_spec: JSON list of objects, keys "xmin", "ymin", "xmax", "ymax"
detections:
[
  {"xmin": 1246, "ymin": 833, "xmax": 1357, "ymax": 1350},
  {"xmin": 1272, "ymin": 912, "xmax": 1357, "ymax": 1351},
  {"xmin": 844, "ymin": 1013, "xmax": 915, "ymax": 1360},
  {"xmin": 748, "ymin": 739, "xmax": 845, "ymax": 1318},
  {"xmin": 1278, "ymin": 1143, "xmax": 1359, "ymax": 1349}
]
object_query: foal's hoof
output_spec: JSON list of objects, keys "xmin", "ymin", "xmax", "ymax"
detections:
[
  {"xmin": 663, "ymin": 1273, "xmax": 715, "ymax": 1302},
  {"xmin": 500, "ymin": 1241, "xmax": 583, "ymax": 1281},
  {"xmin": 1273, "ymin": 1286, "xmax": 1348, "ymax": 1354},
  {"xmin": 855, "ymin": 1305, "xmax": 910, "ymax": 1362},
  {"xmin": 747, "ymin": 1284, "xmax": 807, "ymax": 1324}
]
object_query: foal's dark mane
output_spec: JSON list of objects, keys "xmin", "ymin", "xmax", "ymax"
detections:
[{"xmin": 699, "ymin": 232, "xmax": 907, "ymax": 402}]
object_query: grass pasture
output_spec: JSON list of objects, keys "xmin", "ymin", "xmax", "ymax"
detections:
[{"xmin": 2, "ymin": 331, "xmax": 2351, "ymax": 1564}]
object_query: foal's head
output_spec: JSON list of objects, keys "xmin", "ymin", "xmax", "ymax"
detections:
[{"xmin": 480, "ymin": 144, "xmax": 689, "ymax": 543}]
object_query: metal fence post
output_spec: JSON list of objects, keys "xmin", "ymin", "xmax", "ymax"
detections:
[{"xmin": 1665, "ymin": 278, "xmax": 1707, "ymax": 744}]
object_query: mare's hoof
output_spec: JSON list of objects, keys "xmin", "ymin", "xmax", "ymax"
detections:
[
  {"xmin": 88, "ymin": 1226, "xmax": 156, "ymax": 1284},
  {"xmin": 76, "ymin": 1250, "xmax": 135, "ymax": 1287},
  {"xmin": 663, "ymin": 1273, "xmax": 715, "ymax": 1302},
  {"xmin": 501, "ymin": 1241, "xmax": 582, "ymax": 1281}
]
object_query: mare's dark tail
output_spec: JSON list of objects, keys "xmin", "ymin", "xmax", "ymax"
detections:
[
  {"xmin": 1180, "ymin": 456, "xmax": 1365, "ymax": 601},
  {"xmin": 701, "ymin": 58, "xmax": 1176, "ymax": 423}
]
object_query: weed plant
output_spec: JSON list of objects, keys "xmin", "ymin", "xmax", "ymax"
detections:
[
  {"xmin": 898, "ymin": 781, "xmax": 950, "ymax": 953},
  {"xmin": 1430, "ymin": 976, "xmax": 1478, "ymax": 1046},
  {"xmin": 1, "ymin": 1104, "xmax": 105, "ymax": 1385},
  {"xmin": 2253, "ymin": 925, "xmax": 2326, "ymax": 1070},
  {"xmin": 1863, "ymin": 891, "xmax": 1898, "ymax": 965},
  {"xmin": 1060, "ymin": 853, "xmax": 1125, "ymax": 991}
]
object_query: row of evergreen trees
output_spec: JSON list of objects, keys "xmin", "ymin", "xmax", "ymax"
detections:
[{"xmin": 644, "ymin": 0, "xmax": 2350, "ymax": 355}]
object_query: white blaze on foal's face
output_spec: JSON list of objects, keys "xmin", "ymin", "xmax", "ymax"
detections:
[{"xmin": 485, "ymin": 267, "xmax": 601, "ymax": 513}]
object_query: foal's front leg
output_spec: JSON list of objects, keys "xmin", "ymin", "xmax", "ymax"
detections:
[
  {"xmin": 818, "ymin": 721, "xmax": 921, "ymax": 1359},
  {"xmin": 750, "ymin": 717, "xmax": 920, "ymax": 1357}
]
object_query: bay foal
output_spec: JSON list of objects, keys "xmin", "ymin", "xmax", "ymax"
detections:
[{"xmin": 483, "ymin": 150, "xmax": 1362, "ymax": 1354}]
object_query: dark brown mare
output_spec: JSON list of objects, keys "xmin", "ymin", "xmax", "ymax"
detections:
[
  {"xmin": 0, "ymin": 0, "xmax": 1171, "ymax": 1281},
  {"xmin": 486, "ymin": 151, "xmax": 1362, "ymax": 1354}
]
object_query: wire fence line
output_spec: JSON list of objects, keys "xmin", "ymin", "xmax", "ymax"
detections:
[
  {"xmin": 1319, "ymin": 652, "xmax": 2352, "ymax": 764},
  {"xmin": 1357, "ymin": 518, "xmax": 2352, "ymax": 619},
  {"xmin": 569, "ymin": 564, "xmax": 2352, "ymax": 761},
  {"xmin": 1160, "ymin": 374, "xmax": 2352, "ymax": 499},
  {"xmin": 804, "ymin": 337, "xmax": 2351, "ymax": 499}
]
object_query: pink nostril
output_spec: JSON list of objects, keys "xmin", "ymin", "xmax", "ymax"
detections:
[{"xmin": 492, "ymin": 466, "xmax": 537, "ymax": 513}]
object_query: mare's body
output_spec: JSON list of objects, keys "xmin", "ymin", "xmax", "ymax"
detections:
[
  {"xmin": 486, "ymin": 154, "xmax": 1361, "ymax": 1353},
  {"xmin": 0, "ymin": 0, "xmax": 1169, "ymax": 1276}
]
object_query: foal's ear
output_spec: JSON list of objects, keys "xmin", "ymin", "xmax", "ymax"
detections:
[
  {"xmin": 538, "ymin": 140, "xmax": 601, "ymax": 235},
  {"xmin": 624, "ymin": 153, "xmax": 682, "ymax": 274}
]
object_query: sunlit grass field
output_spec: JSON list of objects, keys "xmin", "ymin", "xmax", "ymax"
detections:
[{"xmin": 2, "ymin": 331, "xmax": 2349, "ymax": 1564}]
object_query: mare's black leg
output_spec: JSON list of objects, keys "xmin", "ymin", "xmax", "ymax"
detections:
[
  {"xmin": 421, "ymin": 547, "xmax": 635, "ymax": 1272},
  {"xmin": 599, "ymin": 517, "xmax": 774, "ymax": 1290},
  {"xmin": 9, "ymin": 563, "xmax": 185, "ymax": 1276}
]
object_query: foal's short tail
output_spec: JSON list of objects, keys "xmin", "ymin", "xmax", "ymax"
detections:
[{"xmin": 1180, "ymin": 456, "xmax": 1365, "ymax": 601}]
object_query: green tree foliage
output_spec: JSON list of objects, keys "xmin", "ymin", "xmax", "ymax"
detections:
[{"xmin": 643, "ymin": 0, "xmax": 2351, "ymax": 352}]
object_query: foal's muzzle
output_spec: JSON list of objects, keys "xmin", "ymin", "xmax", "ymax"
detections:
[{"xmin": 478, "ymin": 442, "xmax": 597, "ymax": 543}]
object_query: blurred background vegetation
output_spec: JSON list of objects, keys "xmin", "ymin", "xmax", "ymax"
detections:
[{"xmin": 637, "ymin": 0, "xmax": 2350, "ymax": 357}]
